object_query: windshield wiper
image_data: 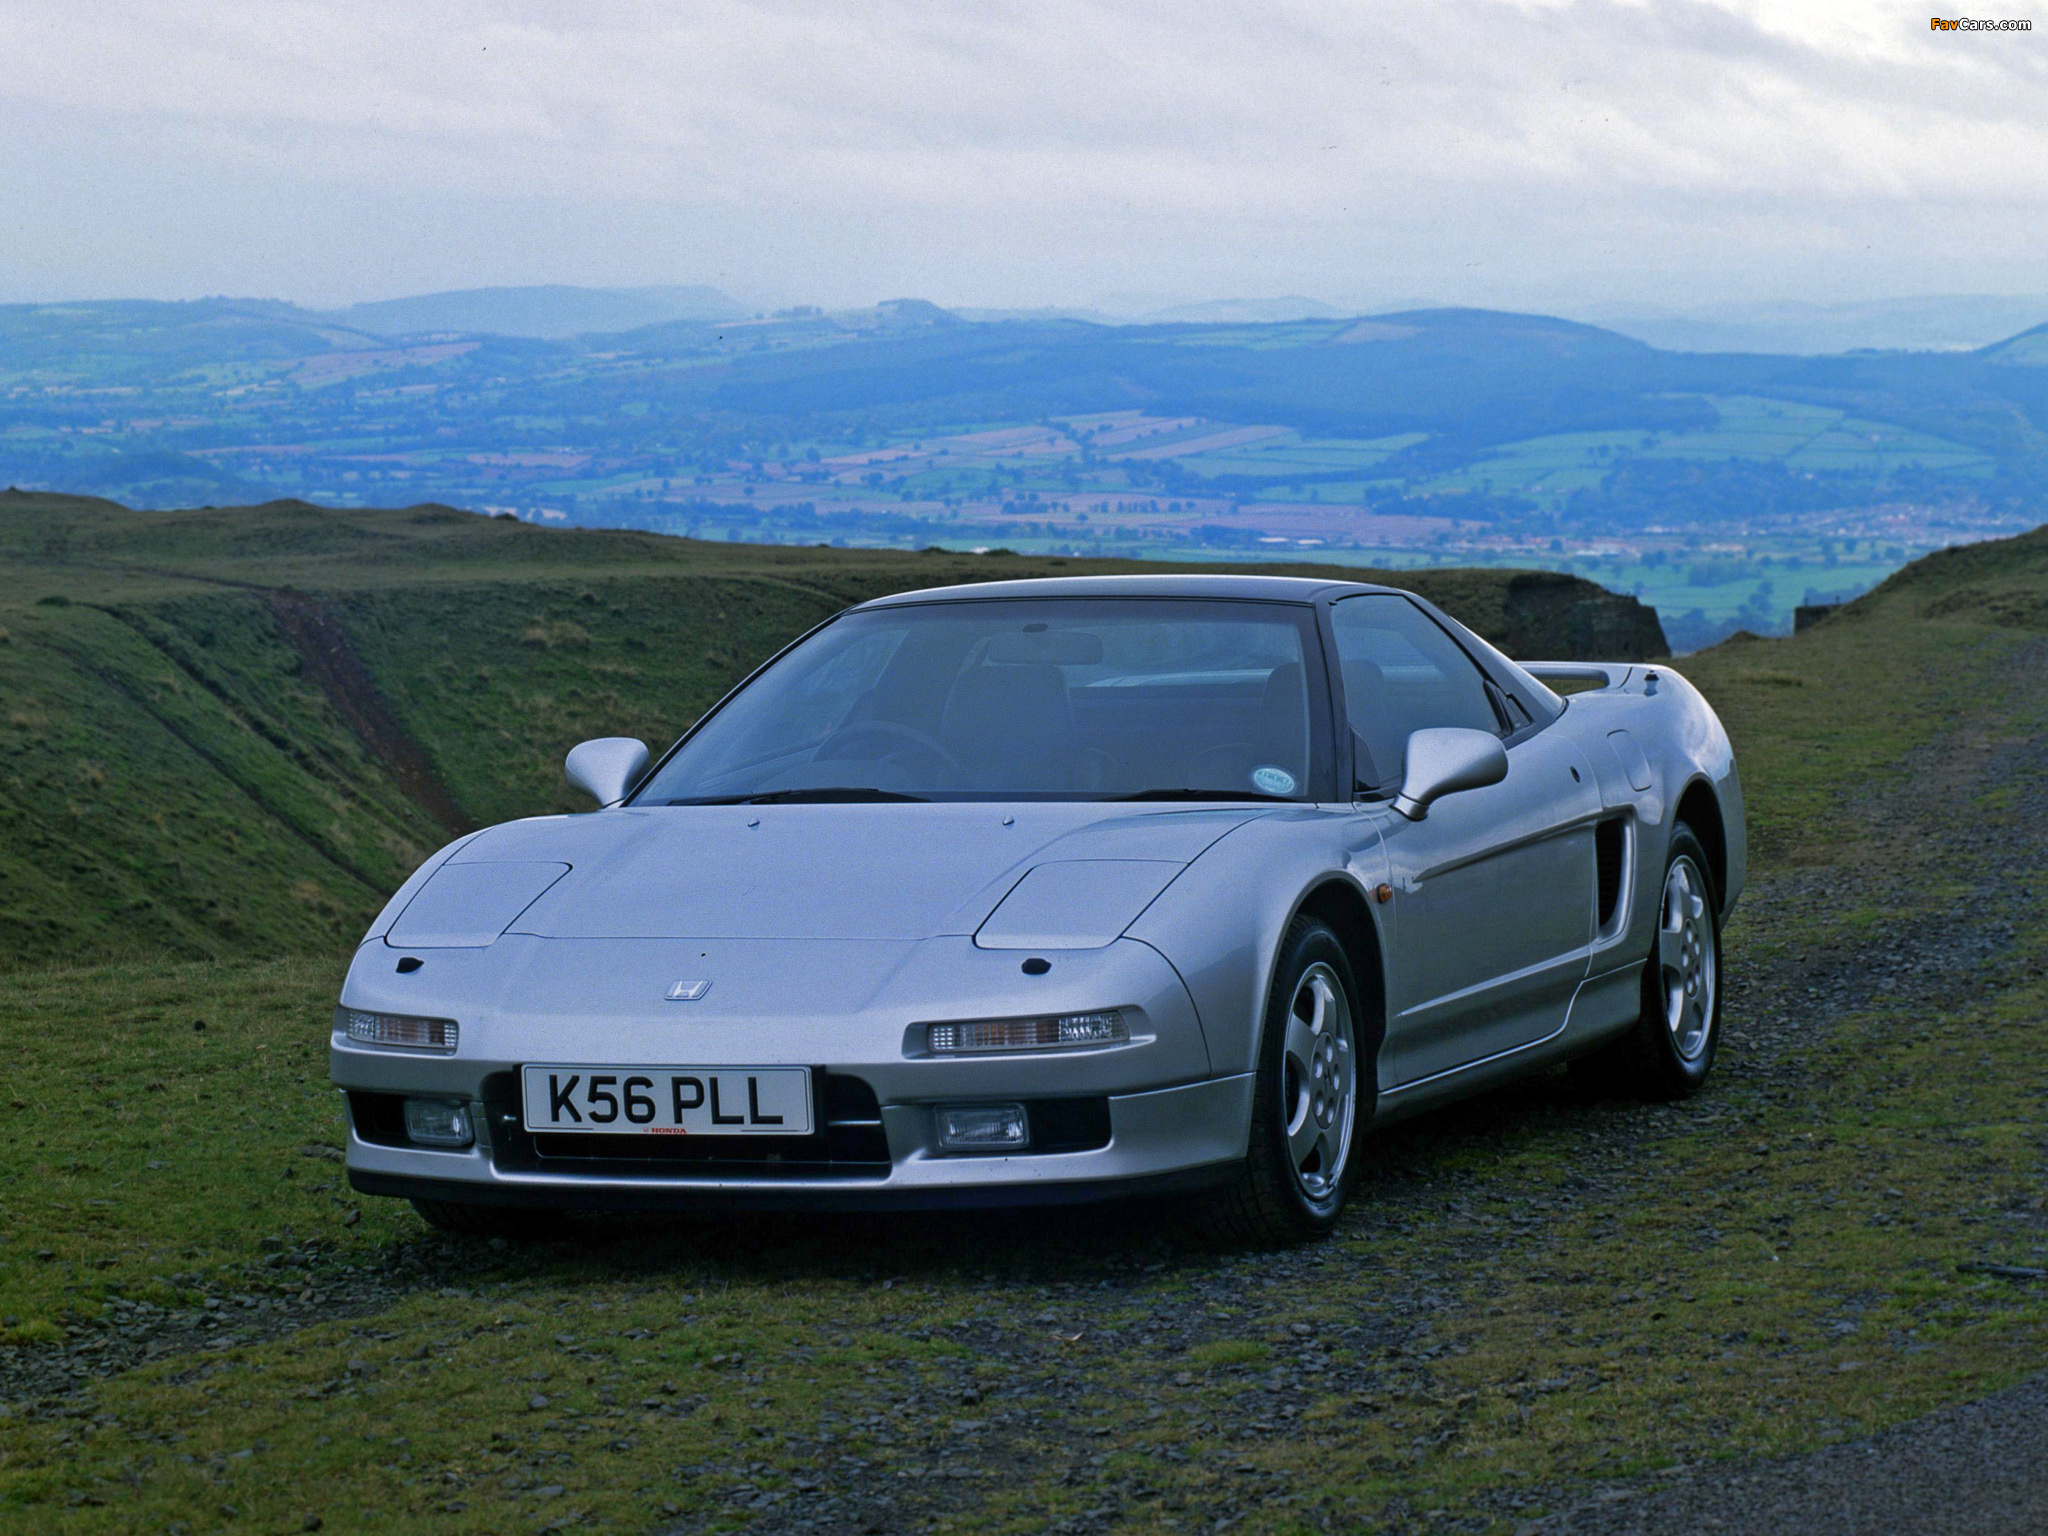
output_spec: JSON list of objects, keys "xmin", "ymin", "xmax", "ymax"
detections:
[
  {"xmin": 667, "ymin": 788, "xmax": 930, "ymax": 805},
  {"xmin": 1108, "ymin": 788, "xmax": 1295, "ymax": 803}
]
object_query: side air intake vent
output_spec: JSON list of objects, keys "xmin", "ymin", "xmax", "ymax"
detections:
[{"xmin": 1595, "ymin": 820, "xmax": 1626, "ymax": 929}]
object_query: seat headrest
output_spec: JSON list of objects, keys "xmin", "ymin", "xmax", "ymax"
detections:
[
  {"xmin": 1257, "ymin": 662, "xmax": 1308, "ymax": 762},
  {"xmin": 940, "ymin": 663, "xmax": 1077, "ymax": 790}
]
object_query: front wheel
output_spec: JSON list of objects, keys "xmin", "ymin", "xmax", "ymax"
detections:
[
  {"xmin": 1571, "ymin": 825, "xmax": 1722, "ymax": 1100},
  {"xmin": 1191, "ymin": 918, "xmax": 1369, "ymax": 1246}
]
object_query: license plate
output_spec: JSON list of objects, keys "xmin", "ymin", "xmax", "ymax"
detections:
[{"xmin": 521, "ymin": 1065, "xmax": 813, "ymax": 1136}]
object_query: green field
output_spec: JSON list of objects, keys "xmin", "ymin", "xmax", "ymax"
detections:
[
  {"xmin": 1426, "ymin": 396, "xmax": 1993, "ymax": 503},
  {"xmin": 6, "ymin": 499, "xmax": 2048, "ymax": 1532},
  {"xmin": 1175, "ymin": 433, "xmax": 1428, "ymax": 479}
]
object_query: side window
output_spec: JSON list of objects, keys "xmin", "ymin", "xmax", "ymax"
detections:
[{"xmin": 1330, "ymin": 595, "xmax": 1500, "ymax": 788}]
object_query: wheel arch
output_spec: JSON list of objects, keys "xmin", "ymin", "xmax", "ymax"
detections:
[
  {"xmin": 1672, "ymin": 777, "xmax": 1728, "ymax": 904},
  {"xmin": 1287, "ymin": 877, "xmax": 1388, "ymax": 1105}
]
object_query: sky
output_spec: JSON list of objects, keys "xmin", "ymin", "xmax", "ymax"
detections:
[{"xmin": 0, "ymin": 0, "xmax": 2043, "ymax": 313}]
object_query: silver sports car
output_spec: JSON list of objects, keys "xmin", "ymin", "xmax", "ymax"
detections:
[{"xmin": 333, "ymin": 574, "xmax": 1743, "ymax": 1243}]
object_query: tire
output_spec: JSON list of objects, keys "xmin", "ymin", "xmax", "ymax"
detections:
[
  {"xmin": 411, "ymin": 1198, "xmax": 566, "ymax": 1241},
  {"xmin": 1191, "ymin": 917, "xmax": 1371, "ymax": 1247},
  {"xmin": 1571, "ymin": 825, "xmax": 1722, "ymax": 1100}
]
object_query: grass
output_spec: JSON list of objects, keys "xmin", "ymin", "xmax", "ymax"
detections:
[
  {"xmin": 1424, "ymin": 977, "xmax": 2048, "ymax": 1486},
  {"xmin": 1177, "ymin": 434, "xmax": 1427, "ymax": 479},
  {"xmin": 1185, "ymin": 1341, "xmax": 1271, "ymax": 1370},
  {"xmin": 0, "ymin": 597, "xmax": 444, "ymax": 964},
  {"xmin": 6, "ymin": 511, "xmax": 2048, "ymax": 1530},
  {"xmin": 1422, "ymin": 396, "xmax": 1994, "ymax": 505}
]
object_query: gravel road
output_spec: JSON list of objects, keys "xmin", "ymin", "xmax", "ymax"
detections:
[
  {"xmin": 1539, "ymin": 1366, "xmax": 2048, "ymax": 1535},
  {"xmin": 1533, "ymin": 640, "xmax": 2048, "ymax": 1535}
]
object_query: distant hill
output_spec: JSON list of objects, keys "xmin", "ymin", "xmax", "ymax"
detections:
[
  {"xmin": 61, "ymin": 449, "xmax": 270, "ymax": 508},
  {"xmin": 10, "ymin": 297, "xmax": 2046, "ymax": 469},
  {"xmin": 0, "ymin": 297, "xmax": 389, "ymax": 377},
  {"xmin": 1140, "ymin": 296, "xmax": 1351, "ymax": 324},
  {"xmin": 0, "ymin": 492, "xmax": 1662, "ymax": 968},
  {"xmin": 953, "ymin": 305, "xmax": 1129, "ymax": 324},
  {"xmin": 1982, "ymin": 322, "xmax": 2048, "ymax": 368},
  {"xmin": 330, "ymin": 284, "xmax": 748, "ymax": 339},
  {"xmin": 677, "ymin": 307, "xmax": 1687, "ymax": 447},
  {"xmin": 1587, "ymin": 294, "xmax": 2048, "ymax": 355},
  {"xmin": 960, "ymin": 296, "xmax": 1358, "ymax": 325}
]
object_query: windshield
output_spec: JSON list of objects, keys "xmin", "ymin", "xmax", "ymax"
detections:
[{"xmin": 634, "ymin": 597, "xmax": 1329, "ymax": 804}]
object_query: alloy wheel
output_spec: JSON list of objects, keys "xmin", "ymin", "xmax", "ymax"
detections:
[
  {"xmin": 1657, "ymin": 855, "xmax": 1716, "ymax": 1061},
  {"xmin": 1279, "ymin": 961, "xmax": 1357, "ymax": 1208}
]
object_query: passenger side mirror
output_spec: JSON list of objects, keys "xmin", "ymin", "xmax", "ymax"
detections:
[
  {"xmin": 565, "ymin": 737, "xmax": 650, "ymax": 808},
  {"xmin": 1391, "ymin": 728, "xmax": 1507, "ymax": 821}
]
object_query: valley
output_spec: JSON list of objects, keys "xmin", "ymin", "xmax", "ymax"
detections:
[{"xmin": 6, "ymin": 301, "xmax": 2046, "ymax": 645}]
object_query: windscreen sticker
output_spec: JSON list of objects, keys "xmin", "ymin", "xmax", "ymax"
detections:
[{"xmin": 1251, "ymin": 765, "xmax": 1297, "ymax": 796}]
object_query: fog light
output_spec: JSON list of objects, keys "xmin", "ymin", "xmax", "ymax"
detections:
[
  {"xmin": 341, "ymin": 1008, "xmax": 457, "ymax": 1053},
  {"xmin": 402, "ymin": 1099, "xmax": 474, "ymax": 1148},
  {"xmin": 936, "ymin": 1103, "xmax": 1029, "ymax": 1152},
  {"xmin": 926, "ymin": 1011, "xmax": 1126, "ymax": 1054}
]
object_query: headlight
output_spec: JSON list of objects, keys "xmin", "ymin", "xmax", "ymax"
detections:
[
  {"xmin": 925, "ymin": 1010, "xmax": 1127, "ymax": 1055},
  {"xmin": 340, "ymin": 1008, "xmax": 458, "ymax": 1053}
]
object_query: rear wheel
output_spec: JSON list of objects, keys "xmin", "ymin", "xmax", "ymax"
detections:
[
  {"xmin": 1571, "ymin": 825, "xmax": 1722, "ymax": 1100},
  {"xmin": 1192, "ymin": 918, "xmax": 1368, "ymax": 1246},
  {"xmin": 411, "ymin": 1198, "xmax": 566, "ymax": 1242}
]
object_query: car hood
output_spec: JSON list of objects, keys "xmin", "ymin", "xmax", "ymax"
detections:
[{"xmin": 401, "ymin": 802, "xmax": 1272, "ymax": 944}]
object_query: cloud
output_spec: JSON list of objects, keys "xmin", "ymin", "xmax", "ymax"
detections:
[{"xmin": 0, "ymin": 0, "xmax": 2043, "ymax": 305}]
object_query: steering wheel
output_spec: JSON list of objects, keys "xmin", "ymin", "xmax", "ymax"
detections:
[{"xmin": 817, "ymin": 720, "xmax": 963, "ymax": 775}]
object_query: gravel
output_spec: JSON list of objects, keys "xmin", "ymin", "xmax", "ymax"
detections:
[
  {"xmin": 1537, "ymin": 1369, "xmax": 2048, "ymax": 1536},
  {"xmin": 0, "ymin": 1239, "xmax": 441, "ymax": 1420}
]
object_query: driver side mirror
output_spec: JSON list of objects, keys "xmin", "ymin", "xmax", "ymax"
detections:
[
  {"xmin": 1391, "ymin": 728, "xmax": 1507, "ymax": 821},
  {"xmin": 565, "ymin": 737, "xmax": 650, "ymax": 808}
]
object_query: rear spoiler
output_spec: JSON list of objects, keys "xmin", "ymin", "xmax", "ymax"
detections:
[{"xmin": 1522, "ymin": 661, "xmax": 1635, "ymax": 692}]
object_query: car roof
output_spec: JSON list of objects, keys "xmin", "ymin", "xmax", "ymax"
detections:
[{"xmin": 854, "ymin": 572, "xmax": 1405, "ymax": 608}]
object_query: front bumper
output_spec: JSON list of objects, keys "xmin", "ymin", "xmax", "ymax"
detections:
[
  {"xmin": 332, "ymin": 933, "xmax": 1250, "ymax": 1212},
  {"xmin": 341, "ymin": 1074, "xmax": 1252, "ymax": 1212}
]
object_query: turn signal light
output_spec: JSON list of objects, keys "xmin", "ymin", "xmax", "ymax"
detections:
[
  {"xmin": 926, "ymin": 1011, "xmax": 1127, "ymax": 1055},
  {"xmin": 341, "ymin": 1009, "xmax": 458, "ymax": 1053}
]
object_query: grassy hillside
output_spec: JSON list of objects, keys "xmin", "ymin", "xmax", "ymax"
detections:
[
  {"xmin": 1853, "ymin": 520, "xmax": 2048, "ymax": 630},
  {"xmin": 0, "ymin": 492, "xmax": 1663, "ymax": 970}
]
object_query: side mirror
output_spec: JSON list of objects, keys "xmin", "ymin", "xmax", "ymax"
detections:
[
  {"xmin": 565, "ymin": 737, "xmax": 650, "ymax": 808},
  {"xmin": 1391, "ymin": 728, "xmax": 1506, "ymax": 821}
]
